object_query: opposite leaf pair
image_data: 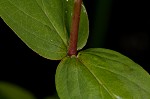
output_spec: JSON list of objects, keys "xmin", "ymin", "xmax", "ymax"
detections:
[{"xmin": 0, "ymin": 0, "xmax": 150, "ymax": 99}]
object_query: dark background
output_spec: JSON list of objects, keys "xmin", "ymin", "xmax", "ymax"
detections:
[{"xmin": 0, "ymin": 0, "xmax": 150, "ymax": 98}]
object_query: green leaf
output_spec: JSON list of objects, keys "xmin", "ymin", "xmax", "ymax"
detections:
[
  {"xmin": 0, "ymin": 82, "xmax": 36, "ymax": 99},
  {"xmin": 0, "ymin": 0, "xmax": 88, "ymax": 60},
  {"xmin": 56, "ymin": 48, "xmax": 150, "ymax": 99}
]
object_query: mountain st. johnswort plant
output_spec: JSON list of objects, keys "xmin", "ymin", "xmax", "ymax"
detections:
[{"xmin": 0, "ymin": 0, "xmax": 150, "ymax": 99}]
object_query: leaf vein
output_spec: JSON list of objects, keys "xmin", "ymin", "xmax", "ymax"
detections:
[
  {"xmin": 7, "ymin": 0, "xmax": 66, "ymax": 50},
  {"xmin": 76, "ymin": 60, "xmax": 82, "ymax": 98},
  {"xmin": 41, "ymin": 0, "xmax": 67, "ymax": 46},
  {"xmin": 84, "ymin": 52, "xmax": 150, "ymax": 95},
  {"xmin": 78, "ymin": 59, "xmax": 116, "ymax": 99},
  {"xmin": 3, "ymin": 11, "xmax": 66, "ymax": 50}
]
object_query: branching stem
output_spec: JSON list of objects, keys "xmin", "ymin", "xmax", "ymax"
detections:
[{"xmin": 68, "ymin": 0, "xmax": 82, "ymax": 56}]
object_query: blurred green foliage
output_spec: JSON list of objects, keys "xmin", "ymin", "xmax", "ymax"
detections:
[{"xmin": 0, "ymin": 82, "xmax": 36, "ymax": 99}]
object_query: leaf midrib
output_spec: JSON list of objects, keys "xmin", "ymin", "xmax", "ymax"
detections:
[
  {"xmin": 2, "ymin": 0, "xmax": 67, "ymax": 51},
  {"xmin": 78, "ymin": 58, "xmax": 116, "ymax": 99},
  {"xmin": 8, "ymin": 0, "xmax": 67, "ymax": 47},
  {"xmin": 41, "ymin": 0, "xmax": 67, "ymax": 46},
  {"xmin": 82, "ymin": 52, "xmax": 150, "ymax": 95},
  {"xmin": 3, "ymin": 11, "xmax": 66, "ymax": 51}
]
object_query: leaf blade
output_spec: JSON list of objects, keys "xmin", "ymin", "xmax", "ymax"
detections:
[
  {"xmin": 56, "ymin": 56, "xmax": 103, "ymax": 99},
  {"xmin": 0, "ymin": 0, "xmax": 89, "ymax": 60},
  {"xmin": 79, "ymin": 48, "xmax": 150, "ymax": 98},
  {"xmin": 56, "ymin": 48, "xmax": 150, "ymax": 99},
  {"xmin": 0, "ymin": 0, "xmax": 67, "ymax": 60}
]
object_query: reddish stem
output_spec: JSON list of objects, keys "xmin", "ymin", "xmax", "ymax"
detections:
[{"xmin": 68, "ymin": 0, "xmax": 82, "ymax": 56}]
